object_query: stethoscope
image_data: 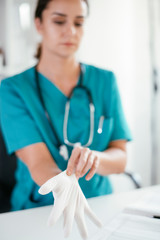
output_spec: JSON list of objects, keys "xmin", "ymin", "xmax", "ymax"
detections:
[{"xmin": 35, "ymin": 64, "xmax": 103, "ymax": 161}]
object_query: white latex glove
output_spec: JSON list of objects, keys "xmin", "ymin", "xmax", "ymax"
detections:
[{"xmin": 38, "ymin": 170, "xmax": 102, "ymax": 239}]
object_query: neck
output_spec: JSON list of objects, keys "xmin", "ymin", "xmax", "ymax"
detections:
[{"xmin": 37, "ymin": 51, "xmax": 80, "ymax": 82}]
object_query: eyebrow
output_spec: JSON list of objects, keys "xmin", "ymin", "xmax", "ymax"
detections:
[{"xmin": 52, "ymin": 12, "xmax": 85, "ymax": 19}]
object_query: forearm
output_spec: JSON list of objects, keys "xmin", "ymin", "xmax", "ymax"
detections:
[
  {"xmin": 16, "ymin": 142, "xmax": 61, "ymax": 187},
  {"xmin": 30, "ymin": 160, "xmax": 61, "ymax": 186},
  {"xmin": 94, "ymin": 147, "xmax": 127, "ymax": 176}
]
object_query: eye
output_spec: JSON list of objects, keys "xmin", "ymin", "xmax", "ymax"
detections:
[
  {"xmin": 74, "ymin": 22, "xmax": 83, "ymax": 27},
  {"xmin": 54, "ymin": 21, "xmax": 66, "ymax": 25}
]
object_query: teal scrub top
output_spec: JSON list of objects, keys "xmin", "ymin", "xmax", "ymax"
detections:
[{"xmin": 0, "ymin": 63, "xmax": 132, "ymax": 211}]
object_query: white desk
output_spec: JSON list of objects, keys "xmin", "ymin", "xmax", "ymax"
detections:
[{"xmin": 0, "ymin": 185, "xmax": 159, "ymax": 240}]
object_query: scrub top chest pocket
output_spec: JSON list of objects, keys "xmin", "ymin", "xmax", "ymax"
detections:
[{"xmin": 93, "ymin": 115, "xmax": 113, "ymax": 151}]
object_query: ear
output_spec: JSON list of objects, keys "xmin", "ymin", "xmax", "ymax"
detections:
[{"xmin": 35, "ymin": 18, "xmax": 43, "ymax": 35}]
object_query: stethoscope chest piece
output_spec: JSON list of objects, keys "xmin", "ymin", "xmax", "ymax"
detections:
[
  {"xmin": 59, "ymin": 145, "xmax": 69, "ymax": 161},
  {"xmin": 59, "ymin": 142, "xmax": 82, "ymax": 161}
]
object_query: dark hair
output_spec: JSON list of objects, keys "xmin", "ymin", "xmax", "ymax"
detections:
[
  {"xmin": 35, "ymin": 0, "xmax": 89, "ymax": 20},
  {"xmin": 35, "ymin": 43, "xmax": 42, "ymax": 60},
  {"xmin": 35, "ymin": 0, "xmax": 51, "ymax": 20}
]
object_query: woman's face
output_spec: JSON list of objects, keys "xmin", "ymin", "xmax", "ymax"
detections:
[{"xmin": 35, "ymin": 0, "xmax": 87, "ymax": 59}]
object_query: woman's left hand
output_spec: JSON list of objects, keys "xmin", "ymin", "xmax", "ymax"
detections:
[{"xmin": 66, "ymin": 146, "xmax": 100, "ymax": 180}]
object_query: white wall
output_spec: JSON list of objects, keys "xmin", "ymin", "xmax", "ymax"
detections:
[
  {"xmin": 131, "ymin": 0, "xmax": 152, "ymax": 186},
  {"xmin": 4, "ymin": 0, "xmax": 37, "ymax": 74},
  {"xmin": 0, "ymin": 1, "xmax": 6, "ymax": 52},
  {"xmin": 149, "ymin": 0, "xmax": 160, "ymax": 185},
  {"xmin": 78, "ymin": 0, "xmax": 152, "ymax": 186}
]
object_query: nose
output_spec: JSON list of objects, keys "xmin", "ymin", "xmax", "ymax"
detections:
[{"xmin": 65, "ymin": 23, "xmax": 76, "ymax": 36}]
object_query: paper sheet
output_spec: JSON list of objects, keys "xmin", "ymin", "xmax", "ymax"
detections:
[
  {"xmin": 89, "ymin": 213, "xmax": 160, "ymax": 240},
  {"xmin": 124, "ymin": 191, "xmax": 160, "ymax": 217}
]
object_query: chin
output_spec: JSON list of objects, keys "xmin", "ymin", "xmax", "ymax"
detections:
[
  {"xmin": 61, "ymin": 54, "xmax": 76, "ymax": 59},
  {"xmin": 58, "ymin": 50, "xmax": 77, "ymax": 59}
]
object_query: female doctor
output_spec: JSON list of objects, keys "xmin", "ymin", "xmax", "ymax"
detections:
[{"xmin": 0, "ymin": 0, "xmax": 132, "ymax": 211}]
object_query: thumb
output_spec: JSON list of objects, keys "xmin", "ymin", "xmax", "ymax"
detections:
[{"xmin": 38, "ymin": 177, "xmax": 57, "ymax": 195}]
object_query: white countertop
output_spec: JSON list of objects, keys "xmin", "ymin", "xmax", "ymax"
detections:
[{"xmin": 0, "ymin": 185, "xmax": 159, "ymax": 240}]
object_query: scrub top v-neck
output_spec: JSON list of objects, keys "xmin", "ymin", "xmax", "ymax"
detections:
[{"xmin": 0, "ymin": 63, "xmax": 132, "ymax": 210}]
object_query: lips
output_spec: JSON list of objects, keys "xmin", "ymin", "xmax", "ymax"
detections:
[{"xmin": 62, "ymin": 42, "xmax": 75, "ymax": 46}]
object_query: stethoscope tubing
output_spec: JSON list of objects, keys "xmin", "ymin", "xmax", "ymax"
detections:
[{"xmin": 35, "ymin": 63, "xmax": 95, "ymax": 150}]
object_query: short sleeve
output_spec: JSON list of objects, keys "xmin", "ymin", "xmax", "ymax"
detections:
[
  {"xmin": 0, "ymin": 79, "xmax": 43, "ymax": 154},
  {"xmin": 108, "ymin": 73, "xmax": 132, "ymax": 142}
]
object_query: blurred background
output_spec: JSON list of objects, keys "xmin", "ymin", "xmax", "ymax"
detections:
[{"xmin": 0, "ymin": 0, "xmax": 160, "ymax": 189}]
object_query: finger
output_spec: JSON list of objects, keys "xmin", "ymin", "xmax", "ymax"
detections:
[
  {"xmin": 63, "ymin": 187, "xmax": 77, "ymax": 237},
  {"xmin": 85, "ymin": 156, "xmax": 99, "ymax": 181},
  {"xmin": 80, "ymin": 152, "xmax": 95, "ymax": 178},
  {"xmin": 38, "ymin": 177, "xmax": 58, "ymax": 195},
  {"xmin": 75, "ymin": 210, "xmax": 88, "ymax": 240},
  {"xmin": 85, "ymin": 203, "xmax": 103, "ymax": 228},
  {"xmin": 47, "ymin": 202, "xmax": 64, "ymax": 226},
  {"xmin": 76, "ymin": 148, "xmax": 91, "ymax": 178},
  {"xmin": 66, "ymin": 147, "xmax": 81, "ymax": 176},
  {"xmin": 48, "ymin": 189, "xmax": 69, "ymax": 226}
]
